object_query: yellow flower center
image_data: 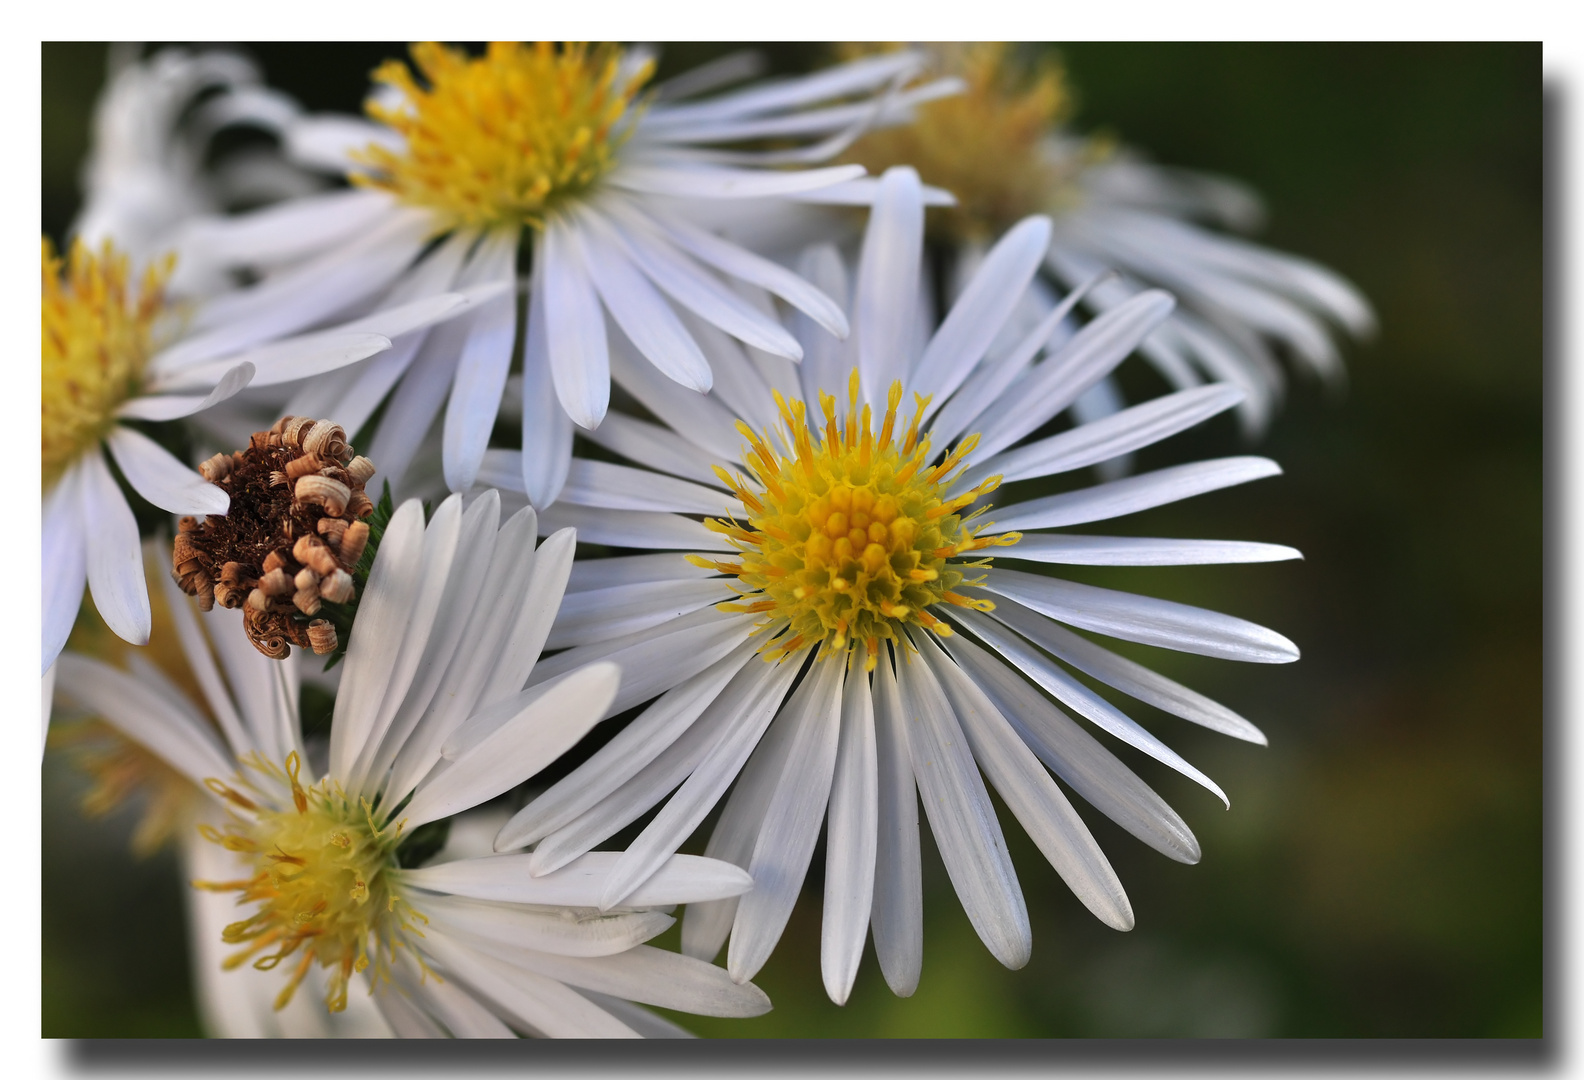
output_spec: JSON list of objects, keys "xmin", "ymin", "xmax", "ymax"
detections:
[
  {"xmin": 194, "ymin": 753, "xmax": 424, "ymax": 1013},
  {"xmin": 698, "ymin": 373, "xmax": 1018, "ymax": 668},
  {"xmin": 41, "ymin": 238, "xmax": 173, "ymax": 489},
  {"xmin": 353, "ymin": 41, "xmax": 653, "ymax": 231},
  {"xmin": 841, "ymin": 43, "xmax": 1102, "ymax": 242}
]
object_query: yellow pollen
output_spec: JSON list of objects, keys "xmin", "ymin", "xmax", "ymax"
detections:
[
  {"xmin": 839, "ymin": 42, "xmax": 1103, "ymax": 242},
  {"xmin": 41, "ymin": 237, "xmax": 174, "ymax": 489},
  {"xmin": 192, "ymin": 752, "xmax": 422, "ymax": 1014},
  {"xmin": 353, "ymin": 42, "xmax": 653, "ymax": 231},
  {"xmin": 707, "ymin": 372, "xmax": 1013, "ymax": 667}
]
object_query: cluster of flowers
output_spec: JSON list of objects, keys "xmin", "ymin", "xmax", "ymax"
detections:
[{"xmin": 42, "ymin": 42, "xmax": 1370, "ymax": 1037}]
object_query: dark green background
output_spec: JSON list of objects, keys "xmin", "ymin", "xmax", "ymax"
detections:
[{"xmin": 41, "ymin": 42, "xmax": 1542, "ymax": 1038}]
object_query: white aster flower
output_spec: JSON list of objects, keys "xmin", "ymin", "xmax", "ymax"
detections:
[
  {"xmin": 175, "ymin": 42, "xmax": 959, "ymax": 506},
  {"xmin": 39, "ymin": 234, "xmax": 492, "ymax": 675},
  {"xmin": 52, "ymin": 491, "xmax": 768, "ymax": 1036},
  {"xmin": 785, "ymin": 43, "xmax": 1375, "ymax": 435},
  {"xmin": 474, "ymin": 167, "xmax": 1300, "ymax": 1004}
]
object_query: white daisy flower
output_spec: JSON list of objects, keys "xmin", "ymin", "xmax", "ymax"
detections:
[
  {"xmin": 174, "ymin": 42, "xmax": 959, "ymax": 506},
  {"xmin": 474, "ymin": 168, "xmax": 1300, "ymax": 1004},
  {"xmin": 52, "ymin": 491, "xmax": 769, "ymax": 1036},
  {"xmin": 73, "ymin": 44, "xmax": 321, "ymax": 295},
  {"xmin": 732, "ymin": 43, "xmax": 1374, "ymax": 436},
  {"xmin": 39, "ymin": 234, "xmax": 492, "ymax": 676}
]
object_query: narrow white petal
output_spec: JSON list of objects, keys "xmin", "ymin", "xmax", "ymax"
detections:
[
  {"xmin": 80, "ymin": 450, "xmax": 149, "ymax": 646},
  {"xmin": 42, "ymin": 466, "xmax": 88, "ymax": 673},
  {"xmin": 559, "ymin": 459, "xmax": 742, "ymax": 517},
  {"xmin": 853, "ymin": 167, "xmax": 923, "ymax": 399},
  {"xmin": 476, "ymin": 526, "xmax": 578, "ymax": 708},
  {"xmin": 105, "ymin": 426, "xmax": 227, "ymax": 515},
  {"xmin": 495, "ymin": 945, "xmax": 771, "ymax": 1019},
  {"xmin": 607, "ymin": 326, "xmax": 745, "ymax": 458},
  {"xmin": 944, "ymin": 630, "xmax": 1201, "ymax": 862},
  {"xmin": 403, "ymin": 663, "xmax": 620, "ymax": 829},
  {"xmin": 364, "ymin": 331, "xmax": 458, "ymax": 498},
  {"xmin": 987, "ymin": 597, "xmax": 1266, "ymax": 744},
  {"xmin": 536, "ymin": 504, "xmax": 733, "ymax": 553},
  {"xmin": 398, "ymin": 851, "xmax": 753, "ymax": 908},
  {"xmin": 728, "ymin": 657, "xmax": 845, "ymax": 982},
  {"xmin": 542, "ymin": 218, "xmax": 611, "ymax": 429},
  {"xmin": 520, "ymin": 263, "xmax": 574, "ymax": 507},
  {"xmin": 896, "ymin": 629, "xmax": 1030, "ymax": 969},
  {"xmin": 822, "ymin": 643, "xmax": 878, "ymax": 1005},
  {"xmin": 548, "ymin": 578, "xmax": 737, "ymax": 651},
  {"xmin": 443, "ymin": 228, "xmax": 520, "ymax": 492},
  {"xmin": 978, "ymin": 566, "xmax": 1300, "ymax": 663},
  {"xmin": 116, "ymin": 360, "xmax": 255, "ymax": 420},
  {"xmin": 993, "ymin": 457, "xmax": 1282, "ymax": 532},
  {"xmin": 580, "ymin": 411, "xmax": 732, "ymax": 487},
  {"xmin": 420, "ymin": 893, "xmax": 673, "ymax": 957},
  {"xmin": 869, "ymin": 648, "xmax": 922, "ymax": 995},
  {"xmin": 567, "ymin": 551, "xmax": 714, "ymax": 594},
  {"xmin": 609, "ymin": 162, "xmax": 864, "ymax": 198},
  {"xmin": 995, "ymin": 534, "xmax": 1303, "ymax": 566},
  {"xmin": 916, "ymin": 632, "xmax": 1134, "ymax": 931},
  {"xmin": 155, "ymin": 567, "xmax": 252, "ymax": 760},
  {"xmin": 913, "ymin": 216, "xmax": 1052, "ymax": 406}
]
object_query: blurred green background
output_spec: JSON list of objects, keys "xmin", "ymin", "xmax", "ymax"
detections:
[{"xmin": 41, "ymin": 42, "xmax": 1541, "ymax": 1038}]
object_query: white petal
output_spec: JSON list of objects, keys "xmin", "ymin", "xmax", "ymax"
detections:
[
  {"xmin": 178, "ymin": 189, "xmax": 394, "ymax": 269},
  {"xmin": 116, "ymin": 360, "xmax": 255, "ymax": 420},
  {"xmin": 609, "ymin": 161, "xmax": 864, "ymax": 198},
  {"xmin": 916, "ymin": 631, "xmax": 1133, "ymax": 931},
  {"xmin": 607, "ymin": 325, "xmax": 745, "ymax": 458},
  {"xmin": 104, "ymin": 426, "xmax": 227, "ymax": 515},
  {"xmin": 548, "ymin": 577, "xmax": 738, "ymax": 651},
  {"xmin": 944, "ymin": 629, "xmax": 1201, "ymax": 862},
  {"xmin": 53, "ymin": 654, "xmax": 234, "ymax": 788},
  {"xmin": 974, "ymin": 290, "xmax": 1177, "ymax": 458},
  {"xmin": 567, "ymin": 551, "xmax": 715, "ymax": 593},
  {"xmin": 542, "ymin": 217, "xmax": 611, "ymax": 429},
  {"xmin": 155, "ymin": 566, "xmax": 252, "ymax": 760},
  {"xmin": 399, "ymin": 851, "xmax": 754, "ymax": 908},
  {"xmin": 987, "ymin": 597, "xmax": 1266, "ymax": 744},
  {"xmin": 42, "ymin": 466, "xmax": 88, "ymax": 673},
  {"xmin": 993, "ymin": 457, "xmax": 1282, "ymax": 532},
  {"xmin": 913, "ymin": 216, "xmax": 1052, "ymax": 407},
  {"xmin": 364, "ymin": 331, "xmax": 459, "ymax": 498},
  {"xmin": 492, "ymin": 944, "xmax": 771, "ymax": 1019},
  {"xmin": 995, "ymin": 534, "xmax": 1302, "ymax": 566},
  {"xmin": 536, "ymin": 504, "xmax": 733, "ymax": 553},
  {"xmin": 896, "ymin": 629, "xmax": 1030, "ymax": 969},
  {"xmin": 968, "ymin": 383, "xmax": 1248, "ymax": 487},
  {"xmin": 419, "ymin": 893, "xmax": 673, "ymax": 958},
  {"xmin": 444, "ymin": 228, "xmax": 520, "ymax": 492},
  {"xmin": 870, "ymin": 647, "xmax": 922, "ymax": 995},
  {"xmin": 403, "ymin": 663, "xmax": 619, "ymax": 829},
  {"xmin": 821, "ymin": 643, "xmax": 878, "ymax": 1005},
  {"xmin": 978, "ymin": 566, "xmax": 1300, "ymax": 663},
  {"xmin": 580, "ymin": 411, "xmax": 732, "ymax": 487},
  {"xmin": 521, "ymin": 261, "xmax": 574, "ymax": 507},
  {"xmin": 853, "ymin": 167, "xmax": 924, "ymax": 399},
  {"xmin": 559, "ymin": 459, "xmax": 742, "ymax": 517},
  {"xmin": 79, "ymin": 450, "xmax": 149, "ymax": 646}
]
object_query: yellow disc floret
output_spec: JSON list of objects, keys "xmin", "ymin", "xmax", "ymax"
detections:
[
  {"xmin": 354, "ymin": 41, "xmax": 653, "ymax": 231},
  {"xmin": 42, "ymin": 237, "xmax": 173, "ymax": 489},
  {"xmin": 698, "ymin": 373, "xmax": 1018, "ymax": 668},
  {"xmin": 840, "ymin": 43, "xmax": 1100, "ymax": 242},
  {"xmin": 194, "ymin": 753, "xmax": 425, "ymax": 1013}
]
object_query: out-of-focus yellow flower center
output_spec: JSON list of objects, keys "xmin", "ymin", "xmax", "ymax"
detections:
[
  {"xmin": 841, "ymin": 42, "xmax": 1096, "ymax": 242},
  {"xmin": 41, "ymin": 238, "xmax": 172, "ymax": 489},
  {"xmin": 697, "ymin": 373, "xmax": 1017, "ymax": 668},
  {"xmin": 354, "ymin": 41, "xmax": 653, "ymax": 231},
  {"xmin": 194, "ymin": 753, "xmax": 424, "ymax": 1013}
]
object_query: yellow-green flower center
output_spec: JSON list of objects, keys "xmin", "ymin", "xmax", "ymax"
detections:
[
  {"xmin": 353, "ymin": 41, "xmax": 652, "ymax": 231},
  {"xmin": 699, "ymin": 373, "xmax": 1018, "ymax": 667},
  {"xmin": 840, "ymin": 43, "xmax": 1102, "ymax": 243},
  {"xmin": 194, "ymin": 753, "xmax": 423, "ymax": 1013},
  {"xmin": 41, "ymin": 238, "xmax": 172, "ymax": 489}
]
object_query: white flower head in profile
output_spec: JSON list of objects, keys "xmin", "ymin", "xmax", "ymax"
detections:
[
  {"xmin": 53, "ymin": 491, "xmax": 769, "ymax": 1037},
  {"xmin": 177, "ymin": 42, "xmax": 961, "ymax": 506},
  {"xmin": 833, "ymin": 42, "xmax": 1375, "ymax": 436},
  {"xmin": 478, "ymin": 167, "xmax": 1300, "ymax": 1005}
]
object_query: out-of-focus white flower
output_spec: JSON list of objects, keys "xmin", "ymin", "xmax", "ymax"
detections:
[
  {"xmin": 472, "ymin": 168, "xmax": 1298, "ymax": 1005},
  {"xmin": 53, "ymin": 492, "xmax": 769, "ymax": 1036},
  {"xmin": 175, "ymin": 42, "xmax": 961, "ymax": 506}
]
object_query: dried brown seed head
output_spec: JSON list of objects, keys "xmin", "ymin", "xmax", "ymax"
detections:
[
  {"xmin": 307, "ymin": 620, "xmax": 338, "ymax": 655},
  {"xmin": 170, "ymin": 417, "xmax": 376, "ymax": 659}
]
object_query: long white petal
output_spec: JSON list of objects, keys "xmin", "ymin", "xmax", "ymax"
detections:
[
  {"xmin": 995, "ymin": 534, "xmax": 1302, "ymax": 566},
  {"xmin": 542, "ymin": 217, "xmax": 611, "ymax": 429},
  {"xmin": 607, "ymin": 326, "xmax": 745, "ymax": 458},
  {"xmin": 559, "ymin": 459, "xmax": 741, "ymax": 517},
  {"xmin": 567, "ymin": 551, "xmax": 715, "ymax": 593},
  {"xmin": 105, "ymin": 426, "xmax": 227, "ymax": 515},
  {"xmin": 420, "ymin": 893, "xmax": 673, "ymax": 958},
  {"xmin": 978, "ymin": 566, "xmax": 1300, "ymax": 663},
  {"xmin": 609, "ymin": 162, "xmax": 863, "ymax": 198},
  {"xmin": 399, "ymin": 851, "xmax": 754, "ymax": 907},
  {"xmin": 822, "ymin": 643, "xmax": 878, "ymax": 1005},
  {"xmin": 520, "ymin": 263, "xmax": 575, "ymax": 507},
  {"xmin": 993, "ymin": 457, "xmax": 1282, "ymax": 532},
  {"xmin": 155, "ymin": 566, "xmax": 252, "ymax": 760},
  {"xmin": 916, "ymin": 632, "xmax": 1133, "ymax": 931},
  {"xmin": 853, "ymin": 167, "xmax": 923, "ymax": 399},
  {"xmin": 896, "ymin": 629, "xmax": 1030, "ymax": 969},
  {"xmin": 116, "ymin": 361, "xmax": 255, "ymax": 420},
  {"xmin": 579, "ymin": 411, "xmax": 732, "ymax": 487},
  {"xmin": 403, "ymin": 663, "xmax": 619, "ymax": 829},
  {"xmin": 494, "ymin": 945, "xmax": 771, "ymax": 1019},
  {"xmin": 548, "ymin": 578, "xmax": 737, "ymax": 651},
  {"xmin": 869, "ymin": 647, "xmax": 922, "ymax": 995},
  {"xmin": 42, "ymin": 466, "xmax": 88, "ymax": 673},
  {"xmin": 443, "ymin": 228, "xmax": 520, "ymax": 492},
  {"xmin": 536, "ymin": 504, "xmax": 733, "ymax": 553},
  {"xmin": 728, "ymin": 657, "xmax": 845, "ymax": 982},
  {"xmin": 80, "ymin": 450, "xmax": 149, "ymax": 647}
]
